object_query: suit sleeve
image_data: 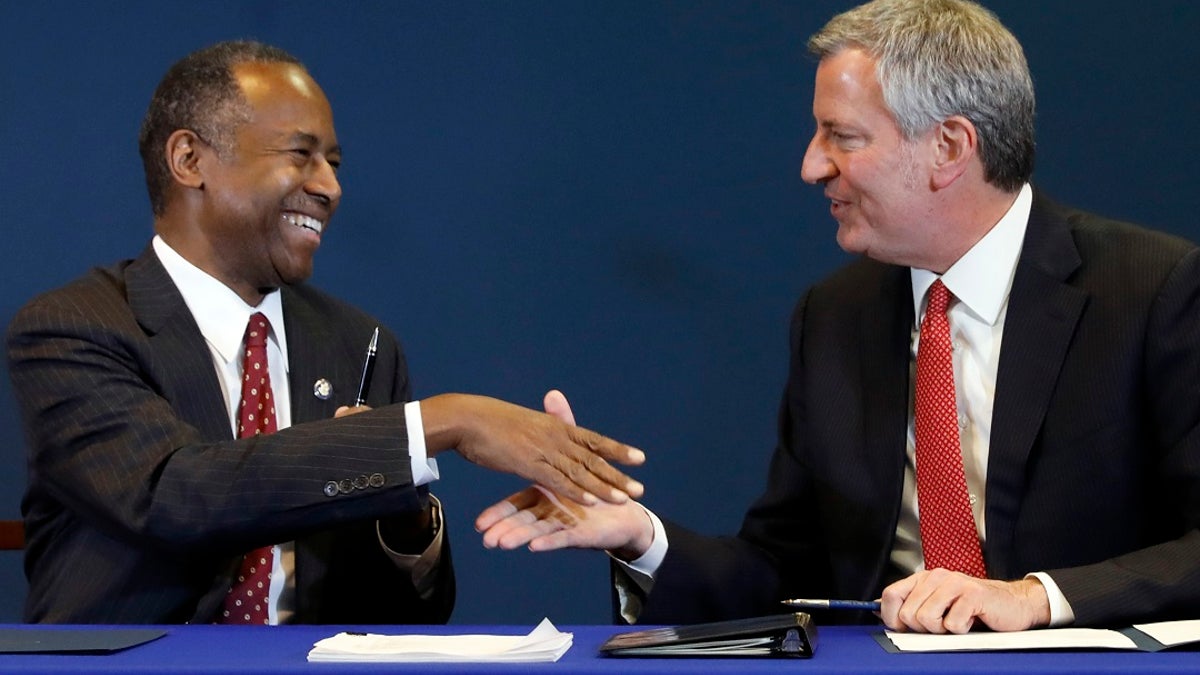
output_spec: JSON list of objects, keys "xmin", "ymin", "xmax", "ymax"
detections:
[
  {"xmin": 309, "ymin": 328, "xmax": 455, "ymax": 624},
  {"xmin": 7, "ymin": 289, "xmax": 424, "ymax": 557},
  {"xmin": 1048, "ymin": 247, "xmax": 1200, "ymax": 625}
]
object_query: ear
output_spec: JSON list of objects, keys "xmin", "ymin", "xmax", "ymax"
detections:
[
  {"xmin": 164, "ymin": 129, "xmax": 207, "ymax": 191},
  {"xmin": 930, "ymin": 115, "xmax": 978, "ymax": 190}
]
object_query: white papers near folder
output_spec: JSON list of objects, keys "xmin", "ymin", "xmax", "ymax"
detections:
[
  {"xmin": 883, "ymin": 619, "xmax": 1200, "ymax": 653},
  {"xmin": 307, "ymin": 618, "xmax": 572, "ymax": 663}
]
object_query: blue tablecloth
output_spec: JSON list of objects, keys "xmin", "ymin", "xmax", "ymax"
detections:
[{"xmin": 0, "ymin": 623, "xmax": 1195, "ymax": 673}]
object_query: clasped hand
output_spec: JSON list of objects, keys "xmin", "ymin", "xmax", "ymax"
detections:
[{"xmin": 880, "ymin": 569, "xmax": 1051, "ymax": 633}]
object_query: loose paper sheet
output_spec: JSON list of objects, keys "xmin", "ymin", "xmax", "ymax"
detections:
[
  {"xmin": 885, "ymin": 628, "xmax": 1139, "ymax": 652},
  {"xmin": 307, "ymin": 618, "xmax": 572, "ymax": 663},
  {"xmin": 1133, "ymin": 620, "xmax": 1200, "ymax": 648},
  {"xmin": 885, "ymin": 619, "xmax": 1200, "ymax": 653}
]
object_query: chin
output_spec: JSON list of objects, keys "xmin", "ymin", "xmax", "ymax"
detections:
[
  {"xmin": 279, "ymin": 265, "xmax": 315, "ymax": 286},
  {"xmin": 835, "ymin": 228, "xmax": 868, "ymax": 256}
]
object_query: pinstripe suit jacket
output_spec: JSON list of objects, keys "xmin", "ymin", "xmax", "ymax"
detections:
[
  {"xmin": 7, "ymin": 245, "xmax": 454, "ymax": 624},
  {"xmin": 637, "ymin": 191, "xmax": 1200, "ymax": 627}
]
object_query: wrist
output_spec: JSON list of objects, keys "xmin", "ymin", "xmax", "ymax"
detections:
[
  {"xmin": 609, "ymin": 504, "xmax": 655, "ymax": 562},
  {"xmin": 418, "ymin": 393, "xmax": 469, "ymax": 457},
  {"xmin": 1019, "ymin": 577, "xmax": 1052, "ymax": 628}
]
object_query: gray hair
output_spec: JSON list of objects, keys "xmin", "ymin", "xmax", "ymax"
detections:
[{"xmin": 808, "ymin": 0, "xmax": 1034, "ymax": 191}]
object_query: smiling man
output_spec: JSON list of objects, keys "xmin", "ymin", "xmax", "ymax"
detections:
[
  {"xmin": 6, "ymin": 41, "xmax": 644, "ymax": 624},
  {"xmin": 476, "ymin": 0, "xmax": 1200, "ymax": 635}
]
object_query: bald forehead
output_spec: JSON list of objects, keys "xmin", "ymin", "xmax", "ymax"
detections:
[{"xmin": 232, "ymin": 62, "xmax": 328, "ymax": 106}]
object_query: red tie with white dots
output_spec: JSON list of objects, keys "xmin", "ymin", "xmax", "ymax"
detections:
[
  {"xmin": 914, "ymin": 280, "xmax": 987, "ymax": 578},
  {"xmin": 219, "ymin": 312, "xmax": 278, "ymax": 624}
]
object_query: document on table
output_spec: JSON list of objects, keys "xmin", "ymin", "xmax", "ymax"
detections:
[
  {"xmin": 881, "ymin": 619, "xmax": 1200, "ymax": 653},
  {"xmin": 307, "ymin": 618, "xmax": 572, "ymax": 663}
]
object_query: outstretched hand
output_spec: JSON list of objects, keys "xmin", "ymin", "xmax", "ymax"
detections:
[
  {"xmin": 475, "ymin": 390, "xmax": 655, "ymax": 559},
  {"xmin": 422, "ymin": 391, "xmax": 645, "ymax": 506}
]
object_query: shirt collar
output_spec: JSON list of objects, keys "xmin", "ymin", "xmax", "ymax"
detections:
[
  {"xmin": 911, "ymin": 184, "xmax": 1033, "ymax": 325},
  {"xmin": 152, "ymin": 235, "xmax": 289, "ymax": 368}
]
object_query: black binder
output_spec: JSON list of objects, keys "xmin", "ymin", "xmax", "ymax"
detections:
[{"xmin": 599, "ymin": 612, "xmax": 817, "ymax": 658}]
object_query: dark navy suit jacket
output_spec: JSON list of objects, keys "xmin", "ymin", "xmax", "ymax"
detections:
[
  {"xmin": 8, "ymin": 245, "xmax": 454, "ymax": 623},
  {"xmin": 637, "ymin": 192, "xmax": 1200, "ymax": 628}
]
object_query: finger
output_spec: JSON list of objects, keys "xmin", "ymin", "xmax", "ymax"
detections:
[
  {"xmin": 474, "ymin": 500, "xmax": 519, "ymax": 532},
  {"xmin": 912, "ymin": 591, "xmax": 954, "ymax": 634},
  {"xmin": 475, "ymin": 487, "xmax": 544, "ymax": 531},
  {"xmin": 934, "ymin": 579, "xmax": 982, "ymax": 634},
  {"xmin": 528, "ymin": 529, "xmax": 584, "ymax": 552},
  {"xmin": 480, "ymin": 510, "xmax": 538, "ymax": 548},
  {"xmin": 543, "ymin": 389, "xmax": 577, "ymax": 426},
  {"xmin": 880, "ymin": 575, "xmax": 918, "ymax": 631},
  {"xmin": 903, "ymin": 570, "xmax": 960, "ymax": 634},
  {"xmin": 941, "ymin": 597, "xmax": 979, "ymax": 634},
  {"xmin": 334, "ymin": 404, "xmax": 372, "ymax": 418},
  {"xmin": 566, "ymin": 428, "xmax": 646, "ymax": 495},
  {"xmin": 498, "ymin": 517, "xmax": 565, "ymax": 550},
  {"xmin": 571, "ymin": 427, "xmax": 646, "ymax": 470}
]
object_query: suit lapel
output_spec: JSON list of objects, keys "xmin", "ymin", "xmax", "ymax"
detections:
[
  {"xmin": 126, "ymin": 246, "xmax": 232, "ymax": 442},
  {"xmin": 984, "ymin": 193, "xmax": 1087, "ymax": 578},
  {"xmin": 858, "ymin": 264, "xmax": 914, "ymax": 594},
  {"xmin": 281, "ymin": 287, "xmax": 352, "ymax": 425},
  {"xmin": 127, "ymin": 245, "xmax": 244, "ymax": 623}
]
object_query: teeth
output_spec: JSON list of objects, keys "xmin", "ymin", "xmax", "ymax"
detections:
[{"xmin": 285, "ymin": 213, "xmax": 324, "ymax": 235}]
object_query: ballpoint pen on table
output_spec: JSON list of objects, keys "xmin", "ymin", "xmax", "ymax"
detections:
[
  {"xmin": 354, "ymin": 327, "xmax": 379, "ymax": 407},
  {"xmin": 781, "ymin": 598, "xmax": 882, "ymax": 612}
]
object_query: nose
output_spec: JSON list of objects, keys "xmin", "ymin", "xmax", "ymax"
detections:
[
  {"xmin": 306, "ymin": 155, "xmax": 342, "ymax": 207},
  {"xmin": 800, "ymin": 134, "xmax": 836, "ymax": 185}
]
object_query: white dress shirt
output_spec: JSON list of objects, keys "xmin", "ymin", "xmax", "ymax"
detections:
[
  {"xmin": 152, "ymin": 236, "xmax": 440, "ymax": 624},
  {"xmin": 623, "ymin": 185, "xmax": 1074, "ymax": 625}
]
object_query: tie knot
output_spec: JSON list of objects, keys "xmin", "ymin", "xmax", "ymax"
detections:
[
  {"xmin": 926, "ymin": 279, "xmax": 951, "ymax": 317},
  {"xmin": 244, "ymin": 312, "xmax": 271, "ymax": 348}
]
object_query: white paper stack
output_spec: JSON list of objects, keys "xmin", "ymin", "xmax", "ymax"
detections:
[{"xmin": 307, "ymin": 618, "xmax": 573, "ymax": 663}]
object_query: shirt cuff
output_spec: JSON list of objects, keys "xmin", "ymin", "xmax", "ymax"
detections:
[
  {"xmin": 377, "ymin": 495, "xmax": 445, "ymax": 600},
  {"xmin": 404, "ymin": 400, "xmax": 439, "ymax": 486},
  {"xmin": 618, "ymin": 505, "xmax": 668, "ymax": 577},
  {"xmin": 1027, "ymin": 572, "xmax": 1075, "ymax": 627},
  {"xmin": 609, "ymin": 506, "xmax": 667, "ymax": 624}
]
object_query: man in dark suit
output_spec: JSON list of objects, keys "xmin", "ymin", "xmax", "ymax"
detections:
[
  {"xmin": 6, "ymin": 40, "xmax": 645, "ymax": 624},
  {"xmin": 475, "ymin": 0, "xmax": 1200, "ymax": 634}
]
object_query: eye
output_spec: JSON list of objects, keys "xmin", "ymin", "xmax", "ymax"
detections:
[{"xmin": 290, "ymin": 148, "xmax": 312, "ymax": 159}]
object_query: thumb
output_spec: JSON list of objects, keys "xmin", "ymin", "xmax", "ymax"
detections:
[{"xmin": 543, "ymin": 389, "xmax": 577, "ymax": 426}]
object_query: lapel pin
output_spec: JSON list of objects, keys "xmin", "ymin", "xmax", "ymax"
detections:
[{"xmin": 313, "ymin": 378, "xmax": 333, "ymax": 400}]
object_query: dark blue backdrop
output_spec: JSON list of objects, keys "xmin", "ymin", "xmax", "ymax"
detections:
[{"xmin": 1, "ymin": 1, "xmax": 1197, "ymax": 625}]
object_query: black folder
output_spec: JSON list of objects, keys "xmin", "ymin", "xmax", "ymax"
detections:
[{"xmin": 599, "ymin": 612, "xmax": 817, "ymax": 658}]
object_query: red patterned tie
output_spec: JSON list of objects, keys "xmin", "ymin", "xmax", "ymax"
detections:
[
  {"xmin": 219, "ymin": 312, "xmax": 278, "ymax": 624},
  {"xmin": 914, "ymin": 280, "xmax": 986, "ymax": 577}
]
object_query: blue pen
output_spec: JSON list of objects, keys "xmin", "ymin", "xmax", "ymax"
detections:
[{"xmin": 781, "ymin": 598, "xmax": 882, "ymax": 612}]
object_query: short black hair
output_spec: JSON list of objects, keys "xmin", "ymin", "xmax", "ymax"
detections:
[{"xmin": 137, "ymin": 40, "xmax": 303, "ymax": 216}]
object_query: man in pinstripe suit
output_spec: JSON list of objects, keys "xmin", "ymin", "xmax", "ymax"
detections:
[{"xmin": 6, "ymin": 41, "xmax": 645, "ymax": 624}]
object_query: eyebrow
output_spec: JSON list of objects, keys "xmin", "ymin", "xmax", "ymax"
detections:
[{"xmin": 288, "ymin": 131, "xmax": 342, "ymax": 156}]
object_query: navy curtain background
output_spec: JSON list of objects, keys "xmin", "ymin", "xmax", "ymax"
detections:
[{"xmin": 1, "ymin": 1, "xmax": 1197, "ymax": 624}]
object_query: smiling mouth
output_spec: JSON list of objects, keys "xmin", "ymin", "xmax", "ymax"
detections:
[{"xmin": 284, "ymin": 212, "xmax": 324, "ymax": 235}]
